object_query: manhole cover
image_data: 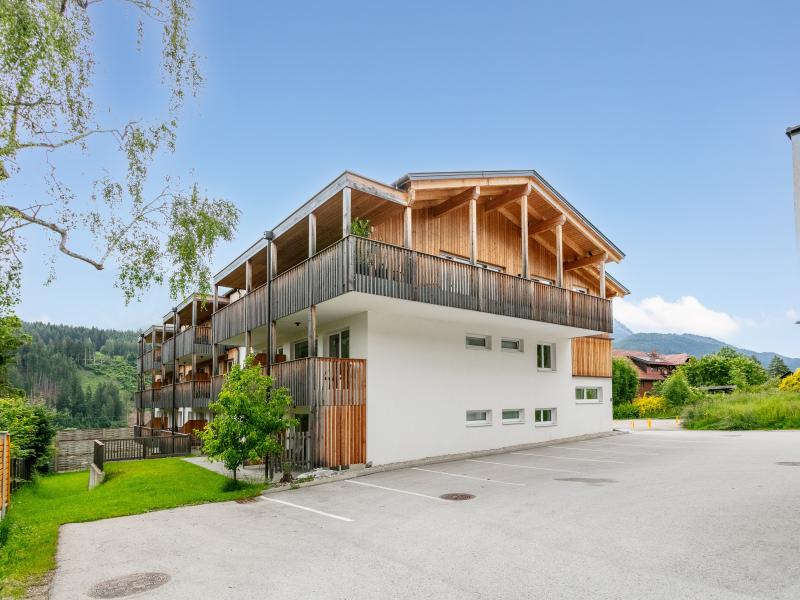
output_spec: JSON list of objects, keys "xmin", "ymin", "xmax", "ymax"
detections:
[
  {"xmin": 235, "ymin": 496, "xmax": 259, "ymax": 504},
  {"xmin": 87, "ymin": 572, "xmax": 170, "ymax": 598},
  {"xmin": 555, "ymin": 477, "xmax": 617, "ymax": 486},
  {"xmin": 440, "ymin": 492, "xmax": 475, "ymax": 501},
  {"xmin": 776, "ymin": 461, "xmax": 800, "ymax": 467}
]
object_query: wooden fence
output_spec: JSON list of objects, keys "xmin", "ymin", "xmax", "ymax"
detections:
[
  {"xmin": 53, "ymin": 427, "xmax": 134, "ymax": 472},
  {"xmin": 1, "ymin": 432, "xmax": 9, "ymax": 519}
]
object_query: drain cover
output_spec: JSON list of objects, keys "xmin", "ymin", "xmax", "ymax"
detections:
[
  {"xmin": 440, "ymin": 492, "xmax": 475, "ymax": 501},
  {"xmin": 776, "ymin": 461, "xmax": 800, "ymax": 467},
  {"xmin": 88, "ymin": 573, "xmax": 170, "ymax": 598},
  {"xmin": 555, "ymin": 477, "xmax": 617, "ymax": 486}
]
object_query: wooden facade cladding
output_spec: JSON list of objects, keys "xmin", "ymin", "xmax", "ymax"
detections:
[
  {"xmin": 153, "ymin": 381, "xmax": 211, "ymax": 410},
  {"xmin": 174, "ymin": 325, "xmax": 211, "ymax": 359},
  {"xmin": 212, "ymin": 236, "xmax": 612, "ymax": 344},
  {"xmin": 571, "ymin": 336, "xmax": 612, "ymax": 378},
  {"xmin": 139, "ymin": 347, "xmax": 161, "ymax": 372}
]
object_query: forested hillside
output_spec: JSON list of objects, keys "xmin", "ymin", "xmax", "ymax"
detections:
[{"xmin": 8, "ymin": 322, "xmax": 139, "ymax": 428}]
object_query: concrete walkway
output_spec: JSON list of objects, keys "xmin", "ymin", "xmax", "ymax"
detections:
[{"xmin": 183, "ymin": 456, "xmax": 270, "ymax": 482}]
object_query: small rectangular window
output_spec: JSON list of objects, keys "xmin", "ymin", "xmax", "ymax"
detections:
[
  {"xmin": 466, "ymin": 410, "xmax": 492, "ymax": 426},
  {"xmin": 502, "ymin": 409, "xmax": 524, "ymax": 424},
  {"xmin": 575, "ymin": 387, "xmax": 602, "ymax": 403},
  {"xmin": 533, "ymin": 276, "xmax": 554, "ymax": 286},
  {"xmin": 328, "ymin": 329, "xmax": 350, "ymax": 358},
  {"xmin": 534, "ymin": 408, "xmax": 556, "ymax": 426},
  {"xmin": 466, "ymin": 334, "xmax": 491, "ymax": 350},
  {"xmin": 501, "ymin": 338, "xmax": 524, "ymax": 352},
  {"xmin": 537, "ymin": 343, "xmax": 555, "ymax": 370},
  {"xmin": 573, "ymin": 286, "xmax": 588, "ymax": 294}
]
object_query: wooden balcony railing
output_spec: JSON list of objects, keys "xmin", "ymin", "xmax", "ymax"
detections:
[
  {"xmin": 161, "ymin": 337, "xmax": 174, "ymax": 365},
  {"xmin": 140, "ymin": 347, "xmax": 162, "ymax": 372},
  {"xmin": 270, "ymin": 357, "xmax": 367, "ymax": 408},
  {"xmin": 174, "ymin": 325, "xmax": 212, "ymax": 359},
  {"xmin": 212, "ymin": 236, "xmax": 612, "ymax": 343},
  {"xmin": 156, "ymin": 380, "xmax": 211, "ymax": 409}
]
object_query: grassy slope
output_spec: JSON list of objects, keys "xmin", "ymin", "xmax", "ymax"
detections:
[
  {"xmin": 682, "ymin": 390, "xmax": 800, "ymax": 430},
  {"xmin": 0, "ymin": 459, "xmax": 263, "ymax": 598}
]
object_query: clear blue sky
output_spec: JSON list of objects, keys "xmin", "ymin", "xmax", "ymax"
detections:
[{"xmin": 13, "ymin": 0, "xmax": 800, "ymax": 356}]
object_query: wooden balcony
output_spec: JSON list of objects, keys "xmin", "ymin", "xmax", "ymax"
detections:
[
  {"xmin": 212, "ymin": 236, "xmax": 612, "ymax": 343},
  {"xmin": 156, "ymin": 380, "xmax": 211, "ymax": 409},
  {"xmin": 161, "ymin": 337, "xmax": 174, "ymax": 365},
  {"xmin": 139, "ymin": 347, "xmax": 162, "ymax": 372},
  {"xmin": 136, "ymin": 387, "xmax": 161, "ymax": 410},
  {"xmin": 174, "ymin": 325, "xmax": 212, "ymax": 359}
]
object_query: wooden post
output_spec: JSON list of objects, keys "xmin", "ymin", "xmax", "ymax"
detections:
[
  {"xmin": 403, "ymin": 205, "xmax": 413, "ymax": 249},
  {"xmin": 308, "ymin": 305, "xmax": 317, "ymax": 357},
  {"xmin": 520, "ymin": 194, "xmax": 529, "ymax": 278},
  {"xmin": 212, "ymin": 284, "xmax": 218, "ymax": 377},
  {"xmin": 599, "ymin": 260, "xmax": 606, "ymax": 299},
  {"xmin": 172, "ymin": 308, "xmax": 179, "ymax": 432},
  {"xmin": 308, "ymin": 213, "xmax": 317, "ymax": 257},
  {"xmin": 468, "ymin": 191, "xmax": 478, "ymax": 265},
  {"xmin": 191, "ymin": 299, "xmax": 197, "ymax": 401},
  {"xmin": 265, "ymin": 232, "xmax": 274, "ymax": 373},
  {"xmin": 555, "ymin": 223, "xmax": 564, "ymax": 287},
  {"xmin": 342, "ymin": 187, "xmax": 352, "ymax": 236},
  {"xmin": 245, "ymin": 259, "xmax": 253, "ymax": 355},
  {"xmin": 245, "ymin": 259, "xmax": 253, "ymax": 293}
]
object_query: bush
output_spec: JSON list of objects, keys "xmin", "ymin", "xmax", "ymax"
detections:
[
  {"xmin": 778, "ymin": 369, "xmax": 800, "ymax": 392},
  {"xmin": 612, "ymin": 402, "xmax": 639, "ymax": 419},
  {"xmin": 682, "ymin": 389, "xmax": 800, "ymax": 430},
  {"xmin": 612, "ymin": 357, "xmax": 639, "ymax": 404},
  {"xmin": 633, "ymin": 395, "xmax": 667, "ymax": 418},
  {"xmin": 661, "ymin": 371, "xmax": 695, "ymax": 407},
  {"xmin": 680, "ymin": 347, "xmax": 767, "ymax": 388},
  {"xmin": 0, "ymin": 396, "xmax": 55, "ymax": 470}
]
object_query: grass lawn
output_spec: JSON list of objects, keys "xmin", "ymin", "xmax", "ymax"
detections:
[
  {"xmin": 0, "ymin": 458, "xmax": 263, "ymax": 598},
  {"xmin": 681, "ymin": 390, "xmax": 800, "ymax": 430}
]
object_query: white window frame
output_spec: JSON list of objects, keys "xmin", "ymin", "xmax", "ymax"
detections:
[
  {"xmin": 536, "ymin": 343, "xmax": 556, "ymax": 371},
  {"xmin": 532, "ymin": 276, "xmax": 554, "ymax": 285},
  {"xmin": 575, "ymin": 386, "xmax": 603, "ymax": 404},
  {"xmin": 501, "ymin": 337, "xmax": 524, "ymax": 353},
  {"xmin": 466, "ymin": 409, "xmax": 492, "ymax": 427},
  {"xmin": 441, "ymin": 252, "xmax": 504, "ymax": 273},
  {"xmin": 502, "ymin": 408, "xmax": 524, "ymax": 425},
  {"xmin": 573, "ymin": 286, "xmax": 588, "ymax": 294},
  {"xmin": 534, "ymin": 408, "xmax": 556, "ymax": 427},
  {"xmin": 327, "ymin": 328, "xmax": 350, "ymax": 358},
  {"xmin": 465, "ymin": 334, "xmax": 492, "ymax": 350}
]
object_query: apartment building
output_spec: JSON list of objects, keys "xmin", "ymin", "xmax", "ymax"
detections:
[{"xmin": 136, "ymin": 170, "xmax": 628, "ymax": 467}]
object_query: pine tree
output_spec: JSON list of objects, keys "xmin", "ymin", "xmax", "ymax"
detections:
[{"xmin": 768, "ymin": 355, "xmax": 791, "ymax": 379}]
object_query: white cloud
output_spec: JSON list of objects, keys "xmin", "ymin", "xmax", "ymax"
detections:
[
  {"xmin": 613, "ymin": 296, "xmax": 739, "ymax": 339},
  {"xmin": 786, "ymin": 309, "xmax": 800, "ymax": 321}
]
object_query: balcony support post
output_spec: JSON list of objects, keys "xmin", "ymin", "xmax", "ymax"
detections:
[
  {"xmin": 265, "ymin": 232, "xmax": 275, "ymax": 373},
  {"xmin": 308, "ymin": 305, "xmax": 317, "ymax": 358},
  {"xmin": 520, "ymin": 194, "xmax": 529, "ymax": 279},
  {"xmin": 599, "ymin": 260, "xmax": 606, "ymax": 299},
  {"xmin": 172, "ymin": 307, "xmax": 179, "ymax": 432},
  {"xmin": 555, "ymin": 223, "xmax": 564, "ymax": 287},
  {"xmin": 468, "ymin": 191, "xmax": 478, "ymax": 265},
  {"xmin": 212, "ymin": 284, "xmax": 218, "ymax": 377},
  {"xmin": 342, "ymin": 187, "xmax": 351, "ymax": 236},
  {"xmin": 403, "ymin": 203, "xmax": 413, "ymax": 249},
  {"xmin": 308, "ymin": 213, "xmax": 316, "ymax": 257}
]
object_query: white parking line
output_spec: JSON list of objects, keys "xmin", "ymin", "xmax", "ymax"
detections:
[
  {"xmin": 345, "ymin": 479, "xmax": 449, "ymax": 502},
  {"xmin": 261, "ymin": 497, "xmax": 354, "ymax": 522},
  {"xmin": 467, "ymin": 459, "xmax": 579, "ymax": 473},
  {"xmin": 412, "ymin": 467, "xmax": 526, "ymax": 487},
  {"xmin": 512, "ymin": 452, "xmax": 625, "ymax": 464},
  {"xmin": 583, "ymin": 440, "xmax": 686, "ymax": 450},
  {"xmin": 558, "ymin": 446, "xmax": 659, "ymax": 456}
]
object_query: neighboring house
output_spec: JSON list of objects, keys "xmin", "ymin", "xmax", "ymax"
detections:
[
  {"xmin": 612, "ymin": 350, "xmax": 690, "ymax": 396},
  {"xmin": 136, "ymin": 170, "xmax": 628, "ymax": 468}
]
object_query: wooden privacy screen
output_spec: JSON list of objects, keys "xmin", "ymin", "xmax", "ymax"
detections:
[
  {"xmin": 320, "ymin": 404, "xmax": 366, "ymax": 467},
  {"xmin": 572, "ymin": 336, "xmax": 612, "ymax": 377},
  {"xmin": 1, "ymin": 433, "xmax": 9, "ymax": 518}
]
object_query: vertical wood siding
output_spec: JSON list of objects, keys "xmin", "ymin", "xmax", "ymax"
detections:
[{"xmin": 571, "ymin": 336, "xmax": 612, "ymax": 377}]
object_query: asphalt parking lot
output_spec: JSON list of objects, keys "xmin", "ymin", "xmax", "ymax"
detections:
[{"xmin": 53, "ymin": 430, "xmax": 800, "ymax": 599}]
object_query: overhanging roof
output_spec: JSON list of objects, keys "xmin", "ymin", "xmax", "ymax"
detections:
[{"xmin": 787, "ymin": 124, "xmax": 800, "ymax": 139}]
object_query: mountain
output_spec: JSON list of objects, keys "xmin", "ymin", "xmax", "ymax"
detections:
[
  {"xmin": 8, "ymin": 322, "xmax": 139, "ymax": 428},
  {"xmin": 614, "ymin": 332, "xmax": 800, "ymax": 371},
  {"xmin": 612, "ymin": 319, "xmax": 634, "ymax": 341}
]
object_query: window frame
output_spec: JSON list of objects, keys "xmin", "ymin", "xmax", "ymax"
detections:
[
  {"xmin": 501, "ymin": 408, "xmax": 524, "ymax": 425},
  {"xmin": 575, "ymin": 386, "xmax": 603, "ymax": 404},
  {"xmin": 534, "ymin": 408, "xmax": 556, "ymax": 427},
  {"xmin": 573, "ymin": 286, "xmax": 588, "ymax": 294},
  {"xmin": 465, "ymin": 334, "xmax": 492, "ymax": 350},
  {"xmin": 292, "ymin": 338, "xmax": 309, "ymax": 360},
  {"xmin": 501, "ymin": 337, "xmax": 524, "ymax": 353},
  {"xmin": 532, "ymin": 276, "xmax": 554, "ymax": 286},
  {"xmin": 536, "ymin": 342, "xmax": 556, "ymax": 371},
  {"xmin": 466, "ymin": 409, "xmax": 492, "ymax": 427},
  {"xmin": 327, "ymin": 328, "xmax": 350, "ymax": 359}
]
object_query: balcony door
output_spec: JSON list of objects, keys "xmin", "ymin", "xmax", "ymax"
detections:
[{"xmin": 328, "ymin": 329, "xmax": 350, "ymax": 359}]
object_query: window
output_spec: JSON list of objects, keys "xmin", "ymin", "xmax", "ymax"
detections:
[
  {"xmin": 501, "ymin": 337, "xmax": 523, "ymax": 352},
  {"xmin": 466, "ymin": 334, "xmax": 491, "ymax": 350},
  {"xmin": 502, "ymin": 409, "xmax": 524, "ymax": 424},
  {"xmin": 293, "ymin": 339, "xmax": 309, "ymax": 360},
  {"xmin": 466, "ymin": 410, "xmax": 492, "ymax": 426},
  {"xmin": 534, "ymin": 408, "xmax": 556, "ymax": 426},
  {"xmin": 532, "ymin": 276, "xmax": 554, "ymax": 285},
  {"xmin": 441, "ymin": 252, "xmax": 504, "ymax": 273},
  {"xmin": 573, "ymin": 286, "xmax": 588, "ymax": 294},
  {"xmin": 328, "ymin": 329, "xmax": 350, "ymax": 358},
  {"xmin": 575, "ymin": 387, "xmax": 602, "ymax": 403},
  {"xmin": 537, "ymin": 343, "xmax": 556, "ymax": 370}
]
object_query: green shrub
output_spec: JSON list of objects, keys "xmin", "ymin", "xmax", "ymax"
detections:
[
  {"xmin": 613, "ymin": 402, "xmax": 639, "ymax": 419},
  {"xmin": 661, "ymin": 371, "xmax": 695, "ymax": 407},
  {"xmin": 681, "ymin": 389, "xmax": 800, "ymax": 430},
  {"xmin": 612, "ymin": 357, "xmax": 639, "ymax": 404}
]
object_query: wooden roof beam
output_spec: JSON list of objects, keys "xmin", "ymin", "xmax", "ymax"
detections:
[
  {"xmin": 564, "ymin": 252, "xmax": 608, "ymax": 272},
  {"xmin": 484, "ymin": 183, "xmax": 532, "ymax": 213},
  {"xmin": 429, "ymin": 186, "xmax": 480, "ymax": 218},
  {"xmin": 528, "ymin": 213, "xmax": 566, "ymax": 237}
]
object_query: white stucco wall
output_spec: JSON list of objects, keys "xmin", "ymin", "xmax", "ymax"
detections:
[
  {"xmin": 365, "ymin": 310, "xmax": 612, "ymax": 465},
  {"xmin": 791, "ymin": 131, "xmax": 800, "ymax": 250}
]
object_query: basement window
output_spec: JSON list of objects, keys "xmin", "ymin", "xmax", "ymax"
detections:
[
  {"xmin": 534, "ymin": 408, "xmax": 556, "ymax": 427},
  {"xmin": 537, "ymin": 343, "xmax": 556, "ymax": 371},
  {"xmin": 575, "ymin": 387, "xmax": 602, "ymax": 404},
  {"xmin": 501, "ymin": 338, "xmax": 524, "ymax": 353},
  {"xmin": 502, "ymin": 409, "xmax": 524, "ymax": 424},
  {"xmin": 466, "ymin": 410, "xmax": 492, "ymax": 427},
  {"xmin": 466, "ymin": 334, "xmax": 491, "ymax": 350}
]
